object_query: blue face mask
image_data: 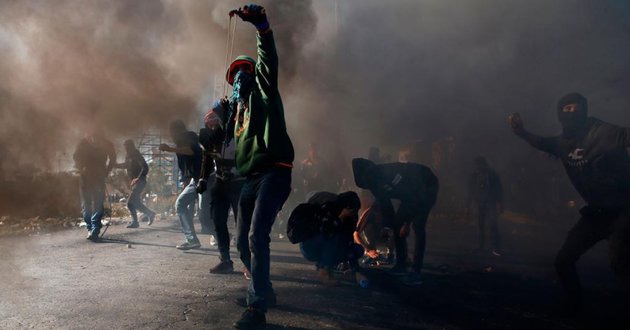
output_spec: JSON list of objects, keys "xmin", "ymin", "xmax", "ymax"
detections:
[
  {"xmin": 230, "ymin": 70, "xmax": 254, "ymax": 104},
  {"xmin": 225, "ymin": 70, "xmax": 254, "ymax": 144}
]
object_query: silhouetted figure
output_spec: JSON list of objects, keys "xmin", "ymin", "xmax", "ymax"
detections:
[
  {"xmin": 352, "ymin": 158, "xmax": 439, "ymax": 285},
  {"xmin": 197, "ymin": 100, "xmax": 244, "ymax": 274},
  {"xmin": 119, "ymin": 139, "xmax": 156, "ymax": 228},
  {"xmin": 296, "ymin": 191, "xmax": 367, "ymax": 287},
  {"xmin": 509, "ymin": 92, "xmax": 630, "ymax": 312},
  {"xmin": 73, "ymin": 128, "xmax": 115, "ymax": 241},
  {"xmin": 466, "ymin": 156, "xmax": 504, "ymax": 255},
  {"xmin": 227, "ymin": 5, "xmax": 295, "ymax": 328},
  {"xmin": 159, "ymin": 119, "xmax": 203, "ymax": 250}
]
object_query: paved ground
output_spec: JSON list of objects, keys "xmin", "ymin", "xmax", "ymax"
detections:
[{"xmin": 0, "ymin": 216, "xmax": 628, "ymax": 329}]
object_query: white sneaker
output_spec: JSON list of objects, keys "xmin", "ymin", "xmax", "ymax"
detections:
[{"xmin": 209, "ymin": 235, "xmax": 217, "ymax": 246}]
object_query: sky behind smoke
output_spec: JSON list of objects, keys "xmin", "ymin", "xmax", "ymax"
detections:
[{"xmin": 1, "ymin": 0, "xmax": 630, "ymax": 173}]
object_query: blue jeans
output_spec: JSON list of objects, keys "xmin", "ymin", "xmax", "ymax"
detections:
[
  {"xmin": 301, "ymin": 233, "xmax": 364, "ymax": 269},
  {"xmin": 237, "ymin": 167, "xmax": 291, "ymax": 312},
  {"xmin": 175, "ymin": 180, "xmax": 200, "ymax": 242},
  {"xmin": 80, "ymin": 177, "xmax": 105, "ymax": 234},
  {"xmin": 127, "ymin": 178, "xmax": 155, "ymax": 223},
  {"xmin": 211, "ymin": 177, "xmax": 244, "ymax": 261}
]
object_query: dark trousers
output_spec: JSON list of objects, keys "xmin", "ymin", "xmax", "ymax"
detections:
[
  {"xmin": 380, "ymin": 189, "xmax": 437, "ymax": 273},
  {"xmin": 300, "ymin": 233, "xmax": 364, "ymax": 269},
  {"xmin": 211, "ymin": 177, "xmax": 244, "ymax": 261},
  {"xmin": 237, "ymin": 167, "xmax": 291, "ymax": 312},
  {"xmin": 476, "ymin": 202, "xmax": 500, "ymax": 250},
  {"xmin": 555, "ymin": 209, "xmax": 630, "ymax": 308},
  {"xmin": 391, "ymin": 211, "xmax": 430, "ymax": 272},
  {"xmin": 80, "ymin": 177, "xmax": 105, "ymax": 234},
  {"xmin": 127, "ymin": 178, "xmax": 155, "ymax": 223}
]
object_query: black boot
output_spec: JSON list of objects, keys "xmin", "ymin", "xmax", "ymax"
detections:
[{"xmin": 233, "ymin": 307, "xmax": 266, "ymax": 329}]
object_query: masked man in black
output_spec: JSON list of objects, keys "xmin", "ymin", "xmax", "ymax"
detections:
[
  {"xmin": 352, "ymin": 158, "xmax": 439, "ymax": 285},
  {"xmin": 509, "ymin": 92, "xmax": 630, "ymax": 312}
]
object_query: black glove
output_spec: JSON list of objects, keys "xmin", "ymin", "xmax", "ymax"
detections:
[
  {"xmin": 196, "ymin": 180, "xmax": 208, "ymax": 194},
  {"xmin": 230, "ymin": 4, "xmax": 269, "ymax": 30}
]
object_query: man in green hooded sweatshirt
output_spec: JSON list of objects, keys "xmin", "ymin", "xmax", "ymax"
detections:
[{"xmin": 226, "ymin": 4, "xmax": 294, "ymax": 329}]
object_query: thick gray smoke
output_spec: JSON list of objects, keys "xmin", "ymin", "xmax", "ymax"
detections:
[
  {"xmin": 2, "ymin": 0, "xmax": 630, "ymax": 184},
  {"xmin": 294, "ymin": 0, "xmax": 630, "ymax": 164},
  {"xmin": 0, "ymin": 0, "xmax": 315, "ymax": 174}
]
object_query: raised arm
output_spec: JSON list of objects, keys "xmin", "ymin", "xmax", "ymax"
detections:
[
  {"xmin": 232, "ymin": 4, "xmax": 277, "ymax": 96},
  {"xmin": 508, "ymin": 112, "xmax": 558, "ymax": 156},
  {"xmin": 255, "ymin": 30, "xmax": 278, "ymax": 96}
]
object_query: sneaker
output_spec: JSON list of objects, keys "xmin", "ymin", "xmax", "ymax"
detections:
[
  {"xmin": 126, "ymin": 222, "xmax": 139, "ymax": 228},
  {"xmin": 317, "ymin": 268, "xmax": 338, "ymax": 286},
  {"xmin": 209, "ymin": 260, "xmax": 234, "ymax": 274},
  {"xmin": 86, "ymin": 230, "xmax": 100, "ymax": 242},
  {"xmin": 147, "ymin": 213, "xmax": 155, "ymax": 226},
  {"xmin": 235, "ymin": 292, "xmax": 277, "ymax": 308},
  {"xmin": 209, "ymin": 235, "xmax": 217, "ymax": 246},
  {"xmin": 176, "ymin": 240, "xmax": 201, "ymax": 250},
  {"xmin": 233, "ymin": 307, "xmax": 266, "ymax": 329}
]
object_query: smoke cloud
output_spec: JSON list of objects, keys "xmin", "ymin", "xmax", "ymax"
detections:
[
  {"xmin": 1, "ymin": 0, "xmax": 630, "ymax": 193},
  {"xmin": 0, "ymin": 0, "xmax": 316, "ymax": 174}
]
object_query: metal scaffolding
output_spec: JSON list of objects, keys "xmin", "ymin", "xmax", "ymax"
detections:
[{"xmin": 136, "ymin": 129, "xmax": 178, "ymax": 193}]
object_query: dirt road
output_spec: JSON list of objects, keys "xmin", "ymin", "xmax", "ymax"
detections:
[{"xmin": 0, "ymin": 217, "xmax": 626, "ymax": 329}]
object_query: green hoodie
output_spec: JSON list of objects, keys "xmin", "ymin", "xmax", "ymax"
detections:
[{"xmin": 234, "ymin": 31, "xmax": 294, "ymax": 176}]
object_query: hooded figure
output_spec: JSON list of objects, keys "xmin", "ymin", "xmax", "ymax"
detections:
[
  {"xmin": 557, "ymin": 93, "xmax": 588, "ymax": 138},
  {"xmin": 509, "ymin": 93, "xmax": 630, "ymax": 312},
  {"xmin": 352, "ymin": 158, "xmax": 438, "ymax": 282}
]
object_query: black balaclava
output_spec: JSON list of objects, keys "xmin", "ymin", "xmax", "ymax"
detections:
[{"xmin": 557, "ymin": 93, "xmax": 588, "ymax": 138}]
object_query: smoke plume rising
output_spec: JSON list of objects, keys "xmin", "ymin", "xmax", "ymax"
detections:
[{"xmin": 1, "ymin": 0, "xmax": 630, "ymax": 213}]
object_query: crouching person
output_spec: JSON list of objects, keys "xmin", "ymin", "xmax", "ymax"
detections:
[{"xmin": 295, "ymin": 191, "xmax": 367, "ymax": 287}]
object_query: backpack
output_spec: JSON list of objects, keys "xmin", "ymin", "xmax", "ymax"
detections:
[
  {"xmin": 287, "ymin": 202, "xmax": 343, "ymax": 244},
  {"xmin": 286, "ymin": 203, "xmax": 322, "ymax": 244}
]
